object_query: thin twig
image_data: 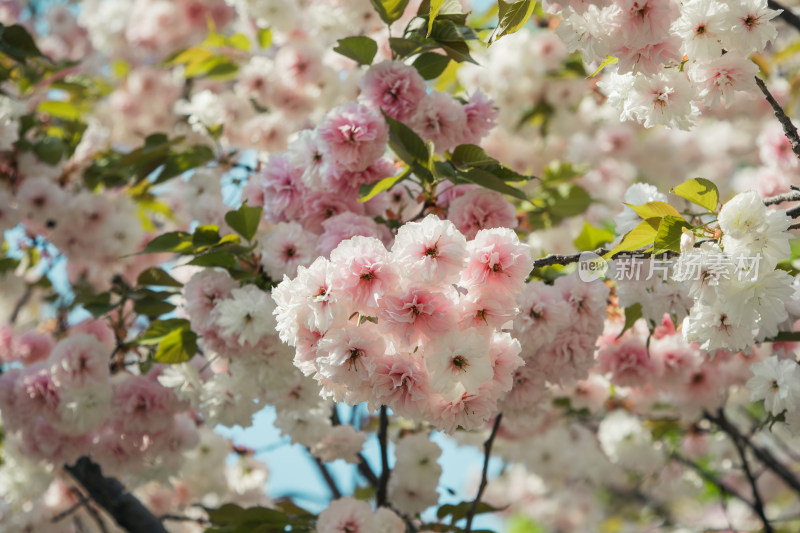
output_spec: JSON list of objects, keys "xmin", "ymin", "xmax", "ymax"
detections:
[
  {"xmin": 312, "ymin": 455, "xmax": 343, "ymax": 499},
  {"xmin": 52, "ymin": 489, "xmax": 91, "ymax": 523},
  {"xmin": 755, "ymin": 77, "xmax": 800, "ymax": 162},
  {"xmin": 706, "ymin": 410, "xmax": 800, "ymax": 497},
  {"xmin": 672, "ymin": 453, "xmax": 753, "ymax": 510},
  {"xmin": 9, "ymin": 285, "xmax": 32, "ymax": 325},
  {"xmin": 769, "ymin": 0, "xmax": 800, "ymax": 32},
  {"xmin": 377, "ymin": 405, "xmax": 390, "ymax": 507},
  {"xmin": 464, "ymin": 414, "xmax": 503, "ymax": 533},
  {"xmin": 730, "ymin": 432, "xmax": 774, "ymax": 532}
]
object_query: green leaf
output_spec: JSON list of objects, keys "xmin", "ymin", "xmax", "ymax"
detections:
[
  {"xmin": 604, "ymin": 217, "xmax": 660, "ymax": 259},
  {"xmin": 359, "ymin": 168, "xmax": 411, "ymax": 202},
  {"xmin": 451, "ymin": 144, "xmax": 498, "ymax": 168},
  {"xmin": 370, "ymin": 0, "xmax": 410, "ymax": 24},
  {"xmin": 508, "ymin": 514, "xmax": 547, "ymax": 533},
  {"xmin": 548, "ymin": 183, "xmax": 591, "ymax": 217},
  {"xmin": 427, "ymin": 0, "xmax": 445, "ymax": 36},
  {"xmin": 588, "ymin": 55, "xmax": 618, "ymax": 78},
  {"xmin": 382, "ymin": 111, "xmax": 430, "ymax": 169},
  {"xmin": 186, "ymin": 251, "xmax": 238, "ymax": 269},
  {"xmin": 437, "ymin": 501, "xmax": 501, "ymax": 522},
  {"xmin": 482, "ymin": 164, "xmax": 532, "ymax": 182},
  {"xmin": 670, "ymin": 178, "xmax": 719, "ymax": 213},
  {"xmin": 153, "ymin": 326, "xmax": 197, "ymax": 364},
  {"xmin": 412, "ymin": 52, "xmax": 450, "ymax": 80},
  {"xmin": 490, "ymin": 0, "xmax": 536, "ymax": 44},
  {"xmin": 228, "ymin": 33, "xmax": 251, "ymax": 52},
  {"xmin": 625, "ymin": 201, "xmax": 682, "ymax": 220},
  {"xmin": 225, "ymin": 204, "xmax": 263, "ymax": 241},
  {"xmin": 258, "ymin": 28, "xmax": 273, "ymax": 49},
  {"xmin": 136, "ymin": 319, "xmax": 192, "ymax": 345},
  {"xmin": 38, "ymin": 100, "xmax": 82, "ymax": 121},
  {"xmin": 33, "ymin": 137, "xmax": 65, "ymax": 165},
  {"xmin": 143, "ymin": 232, "xmax": 193, "ymax": 254},
  {"xmin": 185, "ymin": 55, "xmax": 239, "ymax": 80},
  {"xmin": 137, "ymin": 268, "xmax": 183, "ymax": 287},
  {"xmin": 192, "ymin": 225, "xmax": 222, "ymax": 247},
  {"xmin": 157, "ymin": 145, "xmax": 215, "ymax": 183},
  {"xmin": 133, "ymin": 298, "xmax": 176, "ymax": 318},
  {"xmin": 459, "ymin": 168, "xmax": 527, "ymax": 201},
  {"xmin": 333, "ymin": 36, "xmax": 379, "ymax": 66},
  {"xmin": 0, "ymin": 257, "xmax": 19, "ymax": 275},
  {"xmin": 574, "ymin": 222, "xmax": 614, "ymax": 251},
  {"xmin": 654, "ymin": 215, "xmax": 692, "ymax": 255},
  {"xmin": 616, "ymin": 303, "xmax": 643, "ymax": 340},
  {"xmin": 0, "ymin": 23, "xmax": 44, "ymax": 62},
  {"xmin": 238, "ymin": 507, "xmax": 290, "ymax": 526},
  {"xmin": 76, "ymin": 292, "xmax": 115, "ymax": 317},
  {"xmin": 765, "ymin": 331, "xmax": 800, "ymax": 342},
  {"xmin": 429, "ymin": 20, "xmax": 478, "ymax": 64},
  {"xmin": 542, "ymin": 161, "xmax": 581, "ymax": 184},
  {"xmin": 388, "ymin": 37, "xmax": 426, "ymax": 59},
  {"xmin": 205, "ymin": 503, "xmax": 245, "ymax": 526}
]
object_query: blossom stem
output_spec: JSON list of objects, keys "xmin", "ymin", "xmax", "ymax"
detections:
[{"xmin": 464, "ymin": 413, "xmax": 503, "ymax": 533}]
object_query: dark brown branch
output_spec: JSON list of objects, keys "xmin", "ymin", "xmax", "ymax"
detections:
[
  {"xmin": 464, "ymin": 414, "xmax": 503, "ymax": 533},
  {"xmin": 531, "ymin": 248, "xmax": 682, "ymax": 269},
  {"xmin": 312, "ymin": 455, "xmax": 343, "ymax": 499},
  {"xmin": 377, "ymin": 405, "xmax": 391, "ymax": 507},
  {"xmin": 532, "ymin": 190, "xmax": 800, "ymax": 268},
  {"xmin": 64, "ymin": 457, "xmax": 168, "ymax": 533},
  {"xmin": 730, "ymin": 432, "xmax": 774, "ymax": 532},
  {"xmin": 329, "ymin": 405, "xmax": 379, "ymax": 487},
  {"xmin": 769, "ymin": 0, "xmax": 800, "ymax": 33},
  {"xmin": 357, "ymin": 453, "xmax": 380, "ymax": 487},
  {"xmin": 52, "ymin": 489, "xmax": 91, "ymax": 523},
  {"xmin": 9, "ymin": 285, "xmax": 32, "ymax": 325},
  {"xmin": 755, "ymin": 77, "xmax": 800, "ymax": 162}
]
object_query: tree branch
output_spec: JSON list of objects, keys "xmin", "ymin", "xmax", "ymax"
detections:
[
  {"xmin": 311, "ymin": 455, "xmax": 343, "ymax": 500},
  {"xmin": 377, "ymin": 405, "xmax": 391, "ymax": 507},
  {"xmin": 763, "ymin": 189, "xmax": 800, "ymax": 206},
  {"xmin": 464, "ymin": 413, "xmax": 503, "ymax": 533},
  {"xmin": 755, "ymin": 76, "xmax": 800, "ymax": 162},
  {"xmin": 706, "ymin": 410, "xmax": 800, "ymax": 497},
  {"xmin": 769, "ymin": 0, "xmax": 800, "ymax": 33},
  {"xmin": 532, "ymin": 191, "xmax": 800, "ymax": 268},
  {"xmin": 64, "ymin": 457, "xmax": 168, "ymax": 533},
  {"xmin": 671, "ymin": 453, "xmax": 754, "ymax": 511}
]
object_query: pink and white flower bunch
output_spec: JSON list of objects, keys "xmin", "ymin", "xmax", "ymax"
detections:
[{"xmin": 272, "ymin": 214, "xmax": 533, "ymax": 433}]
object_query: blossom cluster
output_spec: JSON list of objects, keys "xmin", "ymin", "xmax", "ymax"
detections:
[
  {"xmin": 677, "ymin": 191, "xmax": 795, "ymax": 351},
  {"xmin": 273, "ymin": 215, "xmax": 532, "ymax": 433},
  {"xmin": 553, "ymin": 0, "xmax": 781, "ymax": 129},
  {"xmin": 248, "ymin": 59, "xmax": 502, "ymax": 281},
  {"xmin": 0, "ymin": 327, "xmax": 197, "ymax": 484}
]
